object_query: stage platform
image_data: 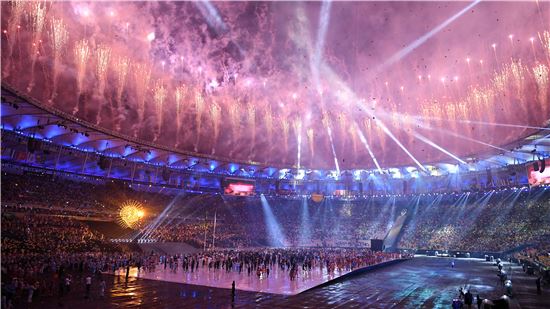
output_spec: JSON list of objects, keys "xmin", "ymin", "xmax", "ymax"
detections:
[
  {"xmin": 115, "ymin": 259, "xmax": 406, "ymax": 295},
  {"xmin": 20, "ymin": 256, "xmax": 550, "ymax": 308}
]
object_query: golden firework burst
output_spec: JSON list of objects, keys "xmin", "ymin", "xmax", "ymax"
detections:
[{"xmin": 118, "ymin": 200, "xmax": 145, "ymax": 229}]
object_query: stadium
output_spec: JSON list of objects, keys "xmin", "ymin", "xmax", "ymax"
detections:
[{"xmin": 1, "ymin": 1, "xmax": 549, "ymax": 308}]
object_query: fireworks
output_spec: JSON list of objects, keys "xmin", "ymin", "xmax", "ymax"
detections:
[
  {"xmin": 321, "ymin": 111, "xmax": 331, "ymax": 129},
  {"xmin": 492, "ymin": 70, "xmax": 508, "ymax": 93},
  {"xmin": 153, "ymin": 80, "xmax": 167, "ymax": 108},
  {"xmin": 229, "ymin": 102, "xmax": 241, "ymax": 137},
  {"xmin": 3, "ymin": 0, "xmax": 26, "ymax": 77},
  {"xmin": 337, "ymin": 112, "xmax": 347, "ymax": 131},
  {"xmin": 118, "ymin": 200, "xmax": 145, "ymax": 229},
  {"xmin": 194, "ymin": 90, "xmax": 205, "ymax": 151},
  {"xmin": 281, "ymin": 118, "xmax": 290, "ymax": 153},
  {"xmin": 49, "ymin": 18, "xmax": 68, "ymax": 59},
  {"xmin": 174, "ymin": 85, "xmax": 187, "ymax": 146},
  {"xmin": 9, "ymin": 1, "xmax": 26, "ymax": 32},
  {"xmin": 539, "ymin": 31, "xmax": 550, "ymax": 63},
  {"xmin": 153, "ymin": 80, "xmax": 167, "ymax": 136},
  {"xmin": 133, "ymin": 62, "xmax": 152, "ymax": 127},
  {"xmin": 94, "ymin": 45, "xmax": 111, "ymax": 124},
  {"xmin": 74, "ymin": 39, "xmax": 90, "ymax": 95},
  {"xmin": 29, "ymin": 2, "xmax": 47, "ymax": 48},
  {"xmin": 114, "ymin": 56, "xmax": 131, "ymax": 105},
  {"xmin": 247, "ymin": 103, "xmax": 256, "ymax": 149},
  {"xmin": 49, "ymin": 18, "xmax": 69, "ymax": 102},
  {"xmin": 2, "ymin": 0, "xmax": 550, "ymax": 169},
  {"xmin": 445, "ymin": 104, "xmax": 458, "ymax": 133},
  {"xmin": 95, "ymin": 45, "xmax": 111, "ymax": 97},
  {"xmin": 247, "ymin": 103, "xmax": 256, "ymax": 125},
  {"xmin": 26, "ymin": 1, "xmax": 47, "ymax": 91},
  {"xmin": 533, "ymin": 63, "xmax": 549, "ymax": 87},
  {"xmin": 174, "ymin": 85, "xmax": 187, "ymax": 116},
  {"xmin": 112, "ymin": 56, "xmax": 131, "ymax": 130},
  {"xmin": 456, "ymin": 102, "xmax": 468, "ymax": 120},
  {"xmin": 293, "ymin": 118, "xmax": 302, "ymax": 138},
  {"xmin": 307, "ymin": 128, "xmax": 315, "ymax": 158},
  {"xmin": 210, "ymin": 102, "xmax": 221, "ymax": 153},
  {"xmin": 195, "ymin": 90, "xmax": 204, "ymax": 112},
  {"xmin": 264, "ymin": 107, "xmax": 273, "ymax": 144},
  {"xmin": 533, "ymin": 63, "xmax": 549, "ymax": 116}
]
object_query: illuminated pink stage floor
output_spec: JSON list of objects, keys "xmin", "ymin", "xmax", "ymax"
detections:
[{"xmin": 116, "ymin": 263, "xmax": 366, "ymax": 295}]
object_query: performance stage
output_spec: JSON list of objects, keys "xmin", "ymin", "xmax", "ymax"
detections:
[
  {"xmin": 115, "ymin": 259, "xmax": 406, "ymax": 295},
  {"xmin": 25, "ymin": 256, "xmax": 550, "ymax": 308}
]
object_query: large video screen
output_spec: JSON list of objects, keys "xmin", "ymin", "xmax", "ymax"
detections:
[
  {"xmin": 527, "ymin": 159, "xmax": 550, "ymax": 186},
  {"xmin": 222, "ymin": 178, "xmax": 255, "ymax": 196}
]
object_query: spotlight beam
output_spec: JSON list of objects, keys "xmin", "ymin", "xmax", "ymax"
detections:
[
  {"xmin": 379, "ymin": 0, "xmax": 481, "ymax": 70},
  {"xmin": 311, "ymin": 0, "xmax": 332, "ymax": 88},
  {"xmin": 141, "ymin": 196, "xmax": 186, "ymax": 239},
  {"xmin": 355, "ymin": 122, "xmax": 384, "ymax": 173},
  {"xmin": 413, "ymin": 115, "xmax": 550, "ymax": 131},
  {"xmin": 195, "ymin": 1, "xmax": 228, "ymax": 34},
  {"xmin": 367, "ymin": 113, "xmax": 427, "ymax": 172},
  {"xmin": 289, "ymin": 9, "xmax": 426, "ymax": 173},
  {"xmin": 392, "ymin": 113, "xmax": 531, "ymax": 161},
  {"xmin": 414, "ymin": 132, "xmax": 467, "ymax": 164},
  {"xmin": 260, "ymin": 194, "xmax": 287, "ymax": 247},
  {"xmin": 325, "ymin": 119, "xmax": 341, "ymax": 175}
]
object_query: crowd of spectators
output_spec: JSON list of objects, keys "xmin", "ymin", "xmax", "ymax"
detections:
[
  {"xmin": 1, "ymin": 210, "xmax": 141, "ymax": 307},
  {"xmin": 138, "ymin": 197, "xmax": 401, "ymax": 249},
  {"xmin": 398, "ymin": 188, "xmax": 550, "ymax": 252},
  {"xmin": 1, "ymin": 171, "xmax": 175, "ymax": 219},
  {"xmin": 514, "ymin": 243, "xmax": 550, "ymax": 268},
  {"xmin": 2, "ymin": 169, "xmax": 550, "ymax": 307},
  {"xmin": 3, "ymin": 170, "xmax": 550, "ymax": 253}
]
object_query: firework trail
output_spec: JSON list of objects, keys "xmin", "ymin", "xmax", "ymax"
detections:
[
  {"xmin": 95, "ymin": 45, "xmax": 111, "ymax": 124},
  {"xmin": 73, "ymin": 39, "xmax": 90, "ymax": 114},
  {"xmin": 229, "ymin": 102, "xmax": 241, "ymax": 138},
  {"xmin": 264, "ymin": 107, "xmax": 274, "ymax": 146},
  {"xmin": 307, "ymin": 128, "xmax": 315, "ymax": 162},
  {"xmin": 401, "ymin": 113, "xmax": 415, "ymax": 146},
  {"xmin": 539, "ymin": 31, "xmax": 550, "ymax": 65},
  {"xmin": 113, "ymin": 56, "xmax": 131, "ymax": 130},
  {"xmin": 337, "ymin": 112, "xmax": 347, "ymax": 150},
  {"xmin": 3, "ymin": 0, "xmax": 26, "ymax": 78},
  {"xmin": 114, "ymin": 56, "xmax": 130, "ymax": 106},
  {"xmin": 48, "ymin": 18, "xmax": 69, "ymax": 104},
  {"xmin": 27, "ymin": 2, "xmax": 47, "ymax": 92},
  {"xmin": 364, "ymin": 117, "xmax": 386, "ymax": 154},
  {"xmin": 174, "ymin": 85, "xmax": 187, "ymax": 146},
  {"xmin": 293, "ymin": 118, "xmax": 302, "ymax": 168},
  {"xmin": 533, "ymin": 64, "xmax": 549, "ymax": 117},
  {"xmin": 226, "ymin": 101, "xmax": 241, "ymax": 157},
  {"xmin": 510, "ymin": 60, "xmax": 527, "ymax": 98},
  {"xmin": 456, "ymin": 102, "xmax": 468, "ymax": 121},
  {"xmin": 153, "ymin": 80, "xmax": 167, "ymax": 141},
  {"xmin": 348, "ymin": 125, "xmax": 358, "ymax": 163},
  {"xmin": 194, "ymin": 90, "xmax": 205, "ymax": 152},
  {"xmin": 247, "ymin": 103, "xmax": 256, "ymax": 159},
  {"xmin": 322, "ymin": 110, "xmax": 341, "ymax": 174},
  {"xmin": 445, "ymin": 104, "xmax": 458, "ymax": 133},
  {"xmin": 281, "ymin": 117, "xmax": 290, "ymax": 157},
  {"xmin": 133, "ymin": 62, "xmax": 151, "ymax": 136},
  {"xmin": 210, "ymin": 102, "xmax": 221, "ymax": 154}
]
